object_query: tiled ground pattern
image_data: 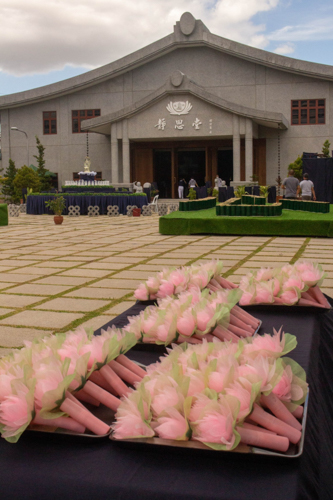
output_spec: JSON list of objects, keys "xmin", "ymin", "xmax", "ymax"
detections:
[{"xmin": 0, "ymin": 214, "xmax": 333, "ymax": 358}]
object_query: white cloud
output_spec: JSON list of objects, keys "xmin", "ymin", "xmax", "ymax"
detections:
[
  {"xmin": 0, "ymin": 0, "xmax": 280, "ymax": 76},
  {"xmin": 268, "ymin": 17, "xmax": 333, "ymax": 42},
  {"xmin": 273, "ymin": 43, "xmax": 295, "ymax": 55}
]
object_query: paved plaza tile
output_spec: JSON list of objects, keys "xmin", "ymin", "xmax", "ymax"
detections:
[
  {"xmin": 1, "ymin": 214, "xmax": 333, "ymax": 355},
  {"xmin": 34, "ymin": 297, "xmax": 110, "ymax": 312},
  {"xmin": 0, "ymin": 310, "xmax": 83, "ymax": 329}
]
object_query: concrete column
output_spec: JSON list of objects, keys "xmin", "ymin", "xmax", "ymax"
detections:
[
  {"xmin": 232, "ymin": 115, "xmax": 240, "ymax": 182},
  {"xmin": 245, "ymin": 118, "xmax": 253, "ymax": 181},
  {"xmin": 111, "ymin": 123, "xmax": 118, "ymax": 183},
  {"xmin": 122, "ymin": 120, "xmax": 130, "ymax": 183}
]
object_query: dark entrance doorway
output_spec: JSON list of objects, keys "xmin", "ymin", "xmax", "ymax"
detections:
[
  {"xmin": 153, "ymin": 150, "xmax": 172, "ymax": 198},
  {"xmin": 178, "ymin": 150, "xmax": 206, "ymax": 187},
  {"xmin": 218, "ymin": 150, "xmax": 233, "ymax": 186}
]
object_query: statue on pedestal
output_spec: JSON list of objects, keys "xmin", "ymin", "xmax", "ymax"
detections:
[{"xmin": 84, "ymin": 156, "xmax": 91, "ymax": 172}]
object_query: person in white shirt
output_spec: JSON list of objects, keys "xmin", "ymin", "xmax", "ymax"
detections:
[
  {"xmin": 188, "ymin": 178, "xmax": 198, "ymax": 188},
  {"xmin": 297, "ymin": 173, "xmax": 316, "ymax": 200}
]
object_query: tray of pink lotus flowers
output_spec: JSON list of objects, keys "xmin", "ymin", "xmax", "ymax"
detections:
[{"xmin": 110, "ymin": 329, "xmax": 309, "ymax": 459}]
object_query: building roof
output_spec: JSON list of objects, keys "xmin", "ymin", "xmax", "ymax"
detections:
[
  {"xmin": 1, "ymin": 11, "xmax": 333, "ymax": 110},
  {"xmin": 80, "ymin": 72, "xmax": 288, "ymax": 134}
]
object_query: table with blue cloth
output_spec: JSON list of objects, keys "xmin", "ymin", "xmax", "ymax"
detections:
[
  {"xmin": 27, "ymin": 194, "xmax": 148, "ymax": 215},
  {"xmin": 62, "ymin": 187, "xmax": 118, "ymax": 193},
  {"xmin": 0, "ymin": 300, "xmax": 332, "ymax": 500}
]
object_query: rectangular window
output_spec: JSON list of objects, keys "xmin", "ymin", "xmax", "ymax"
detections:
[
  {"xmin": 43, "ymin": 111, "xmax": 57, "ymax": 134},
  {"xmin": 72, "ymin": 109, "xmax": 101, "ymax": 133},
  {"xmin": 291, "ymin": 99, "xmax": 325, "ymax": 125}
]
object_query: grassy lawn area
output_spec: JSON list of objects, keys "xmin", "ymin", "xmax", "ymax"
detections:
[{"xmin": 160, "ymin": 205, "xmax": 333, "ymax": 237}]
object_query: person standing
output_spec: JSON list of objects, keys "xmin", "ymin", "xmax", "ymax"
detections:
[
  {"xmin": 178, "ymin": 178, "xmax": 186, "ymax": 199},
  {"xmin": 281, "ymin": 169, "xmax": 299, "ymax": 199},
  {"xmin": 188, "ymin": 178, "xmax": 198, "ymax": 189},
  {"xmin": 214, "ymin": 175, "xmax": 223, "ymax": 189},
  {"xmin": 297, "ymin": 173, "xmax": 316, "ymax": 200}
]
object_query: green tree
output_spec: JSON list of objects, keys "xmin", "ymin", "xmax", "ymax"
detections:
[
  {"xmin": 322, "ymin": 140, "xmax": 331, "ymax": 158},
  {"xmin": 33, "ymin": 135, "xmax": 51, "ymax": 191},
  {"xmin": 13, "ymin": 165, "xmax": 40, "ymax": 201},
  {"xmin": 1, "ymin": 158, "xmax": 18, "ymax": 201},
  {"xmin": 288, "ymin": 155, "xmax": 303, "ymax": 180}
]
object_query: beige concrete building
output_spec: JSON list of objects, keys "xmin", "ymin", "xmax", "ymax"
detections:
[{"xmin": 0, "ymin": 12, "xmax": 332, "ymax": 197}]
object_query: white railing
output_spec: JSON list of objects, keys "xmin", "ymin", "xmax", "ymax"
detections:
[{"xmin": 64, "ymin": 180, "xmax": 110, "ymax": 186}]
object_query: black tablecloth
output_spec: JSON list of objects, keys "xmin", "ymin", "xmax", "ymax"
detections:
[
  {"xmin": 0, "ymin": 302, "xmax": 332, "ymax": 500},
  {"xmin": 79, "ymin": 174, "xmax": 96, "ymax": 181},
  {"xmin": 27, "ymin": 194, "xmax": 147, "ymax": 215}
]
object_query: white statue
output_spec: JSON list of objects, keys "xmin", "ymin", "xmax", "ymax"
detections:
[{"xmin": 84, "ymin": 156, "xmax": 91, "ymax": 172}]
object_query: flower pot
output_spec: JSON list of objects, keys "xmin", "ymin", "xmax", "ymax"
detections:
[
  {"xmin": 132, "ymin": 208, "xmax": 141, "ymax": 217},
  {"xmin": 276, "ymin": 196, "xmax": 283, "ymax": 203},
  {"xmin": 54, "ymin": 215, "xmax": 64, "ymax": 225}
]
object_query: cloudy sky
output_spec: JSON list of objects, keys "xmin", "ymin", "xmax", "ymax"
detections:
[{"xmin": 1, "ymin": 0, "xmax": 333, "ymax": 96}]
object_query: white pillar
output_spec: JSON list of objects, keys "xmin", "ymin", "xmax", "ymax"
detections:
[
  {"xmin": 232, "ymin": 115, "xmax": 241, "ymax": 182},
  {"xmin": 245, "ymin": 118, "xmax": 253, "ymax": 181},
  {"xmin": 111, "ymin": 123, "xmax": 118, "ymax": 183},
  {"xmin": 122, "ymin": 120, "xmax": 130, "ymax": 183}
]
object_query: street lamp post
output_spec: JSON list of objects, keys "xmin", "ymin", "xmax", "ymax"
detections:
[{"xmin": 11, "ymin": 127, "xmax": 29, "ymax": 167}]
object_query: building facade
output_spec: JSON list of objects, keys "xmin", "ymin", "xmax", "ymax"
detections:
[{"xmin": 0, "ymin": 12, "xmax": 332, "ymax": 197}]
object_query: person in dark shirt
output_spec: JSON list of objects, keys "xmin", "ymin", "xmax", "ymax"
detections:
[{"xmin": 178, "ymin": 178, "xmax": 186, "ymax": 198}]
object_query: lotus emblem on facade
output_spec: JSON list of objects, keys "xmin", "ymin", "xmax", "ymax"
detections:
[{"xmin": 166, "ymin": 101, "xmax": 192, "ymax": 115}]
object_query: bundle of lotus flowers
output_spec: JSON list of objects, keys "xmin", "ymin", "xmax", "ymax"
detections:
[
  {"xmin": 112, "ymin": 329, "xmax": 308, "ymax": 453},
  {"xmin": 0, "ymin": 327, "xmax": 146, "ymax": 442},
  {"xmin": 134, "ymin": 260, "xmax": 237, "ymax": 301},
  {"xmin": 127, "ymin": 287, "xmax": 260, "ymax": 345},
  {"xmin": 239, "ymin": 260, "xmax": 330, "ymax": 308}
]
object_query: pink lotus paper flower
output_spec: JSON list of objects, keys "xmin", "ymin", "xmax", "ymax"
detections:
[
  {"xmin": 193, "ymin": 410, "xmax": 235, "ymax": 448},
  {"xmin": 294, "ymin": 260, "xmax": 326, "ymax": 287},
  {"xmin": 187, "ymin": 372, "xmax": 206, "ymax": 397},
  {"xmin": 146, "ymin": 276, "xmax": 160, "ymax": 292},
  {"xmin": 0, "ymin": 381, "xmax": 34, "ymax": 440},
  {"xmin": 255, "ymin": 267, "xmax": 275, "ymax": 282},
  {"xmin": 196, "ymin": 308, "xmax": 215, "ymax": 332},
  {"xmin": 242, "ymin": 329, "xmax": 284, "ymax": 359},
  {"xmin": 155, "ymin": 407, "xmax": 189, "ymax": 440},
  {"xmin": 134, "ymin": 283, "xmax": 149, "ymax": 301},
  {"xmin": 151, "ymin": 386, "xmax": 184, "ymax": 416},
  {"xmin": 112, "ymin": 397, "xmax": 154, "ymax": 439},
  {"xmin": 254, "ymin": 282, "xmax": 274, "ymax": 304},
  {"xmin": 272, "ymin": 365, "xmax": 303, "ymax": 402},
  {"xmin": 0, "ymin": 365, "xmax": 25, "ymax": 403},
  {"xmin": 190, "ymin": 269, "xmax": 210, "ymax": 289},
  {"xmin": 176, "ymin": 309, "xmax": 196, "ymax": 337},
  {"xmin": 157, "ymin": 280, "xmax": 175, "ymax": 298},
  {"xmin": 225, "ymin": 382, "xmax": 251, "ymax": 420},
  {"xmin": 34, "ymin": 360, "xmax": 68, "ymax": 410},
  {"xmin": 279, "ymin": 287, "xmax": 300, "ymax": 305},
  {"xmin": 283, "ymin": 275, "xmax": 306, "ymax": 292}
]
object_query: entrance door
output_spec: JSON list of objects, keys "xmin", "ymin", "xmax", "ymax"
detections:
[
  {"xmin": 153, "ymin": 150, "xmax": 172, "ymax": 198},
  {"xmin": 217, "ymin": 150, "xmax": 233, "ymax": 186},
  {"xmin": 177, "ymin": 150, "xmax": 206, "ymax": 187}
]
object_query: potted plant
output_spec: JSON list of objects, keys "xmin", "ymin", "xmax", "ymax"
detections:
[
  {"xmin": 234, "ymin": 185, "xmax": 246, "ymax": 198},
  {"xmin": 187, "ymin": 188, "xmax": 197, "ymax": 200},
  {"xmin": 45, "ymin": 196, "xmax": 66, "ymax": 224},
  {"xmin": 259, "ymin": 185, "xmax": 270, "ymax": 199}
]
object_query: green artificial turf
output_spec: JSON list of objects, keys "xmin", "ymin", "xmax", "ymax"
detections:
[
  {"xmin": 0, "ymin": 204, "xmax": 8, "ymax": 226},
  {"xmin": 159, "ymin": 206, "xmax": 333, "ymax": 237}
]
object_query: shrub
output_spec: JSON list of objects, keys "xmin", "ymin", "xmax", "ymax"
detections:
[
  {"xmin": 1, "ymin": 159, "xmax": 18, "ymax": 202},
  {"xmin": 13, "ymin": 166, "xmax": 41, "ymax": 201}
]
